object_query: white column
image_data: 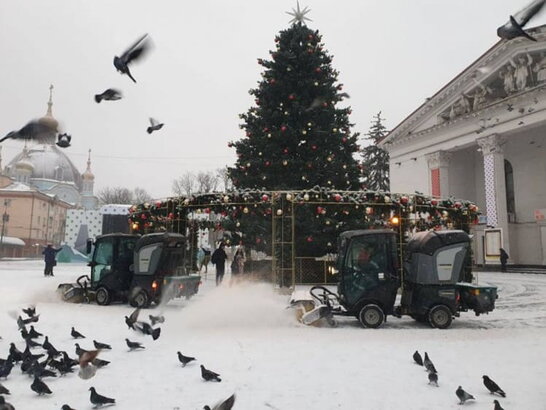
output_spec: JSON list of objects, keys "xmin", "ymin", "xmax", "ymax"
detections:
[
  {"xmin": 425, "ymin": 151, "xmax": 451, "ymax": 197},
  {"xmin": 477, "ymin": 134, "xmax": 510, "ymax": 253}
]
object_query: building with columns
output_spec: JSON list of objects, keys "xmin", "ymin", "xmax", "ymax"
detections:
[{"xmin": 381, "ymin": 26, "xmax": 546, "ymax": 267}]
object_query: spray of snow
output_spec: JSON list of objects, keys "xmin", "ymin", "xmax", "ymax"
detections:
[{"xmin": 170, "ymin": 281, "xmax": 295, "ymax": 330}]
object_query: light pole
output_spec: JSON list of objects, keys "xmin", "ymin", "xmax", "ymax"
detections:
[{"xmin": 0, "ymin": 199, "xmax": 11, "ymax": 258}]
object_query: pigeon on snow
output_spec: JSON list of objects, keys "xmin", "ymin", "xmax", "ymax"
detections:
[
  {"xmin": 0, "ymin": 383, "xmax": 9, "ymax": 395},
  {"xmin": 61, "ymin": 405, "xmax": 76, "ymax": 410},
  {"xmin": 493, "ymin": 399, "xmax": 505, "ymax": 410},
  {"xmin": 204, "ymin": 393, "xmax": 236, "ymax": 410},
  {"xmin": 0, "ymin": 396, "xmax": 15, "ymax": 410},
  {"xmin": 497, "ymin": 0, "xmax": 546, "ymax": 41},
  {"xmin": 30, "ymin": 376, "xmax": 52, "ymax": 395},
  {"xmin": 93, "ymin": 340, "xmax": 112, "ymax": 350},
  {"xmin": 177, "ymin": 352, "xmax": 195, "ymax": 367},
  {"xmin": 201, "ymin": 364, "xmax": 221, "ymax": 382},
  {"xmin": 125, "ymin": 338, "xmax": 145, "ymax": 351},
  {"xmin": 71, "ymin": 327, "xmax": 85, "ymax": 339},
  {"xmin": 456, "ymin": 386, "xmax": 475, "ymax": 405},
  {"xmin": 423, "ymin": 352, "xmax": 437, "ymax": 374},
  {"xmin": 428, "ymin": 371, "xmax": 438, "ymax": 386},
  {"xmin": 483, "ymin": 375, "xmax": 506, "ymax": 397},
  {"xmin": 113, "ymin": 33, "xmax": 150, "ymax": 83},
  {"xmin": 94, "ymin": 88, "xmax": 122, "ymax": 103},
  {"xmin": 413, "ymin": 350, "xmax": 423, "ymax": 366},
  {"xmin": 22, "ymin": 306, "xmax": 36, "ymax": 318},
  {"xmin": 89, "ymin": 386, "xmax": 116, "ymax": 407}
]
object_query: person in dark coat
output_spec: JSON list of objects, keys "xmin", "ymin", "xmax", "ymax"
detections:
[
  {"xmin": 499, "ymin": 248, "xmax": 509, "ymax": 272},
  {"xmin": 211, "ymin": 243, "xmax": 228, "ymax": 286},
  {"xmin": 42, "ymin": 244, "xmax": 62, "ymax": 277}
]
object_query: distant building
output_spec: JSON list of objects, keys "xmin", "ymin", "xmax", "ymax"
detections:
[
  {"xmin": 381, "ymin": 27, "xmax": 546, "ymax": 266},
  {"xmin": 0, "ymin": 85, "xmax": 100, "ymax": 257}
]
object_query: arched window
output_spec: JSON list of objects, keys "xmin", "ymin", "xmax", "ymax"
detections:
[
  {"xmin": 504, "ymin": 159, "xmax": 516, "ymax": 215},
  {"xmin": 54, "ymin": 166, "xmax": 64, "ymax": 181}
]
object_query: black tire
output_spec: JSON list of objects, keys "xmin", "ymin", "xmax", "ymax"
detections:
[
  {"xmin": 428, "ymin": 305, "xmax": 452, "ymax": 329},
  {"xmin": 130, "ymin": 290, "xmax": 150, "ymax": 308},
  {"xmin": 95, "ymin": 287, "xmax": 111, "ymax": 306},
  {"xmin": 358, "ymin": 304, "xmax": 384, "ymax": 329}
]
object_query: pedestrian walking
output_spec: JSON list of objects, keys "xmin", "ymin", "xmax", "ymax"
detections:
[
  {"xmin": 211, "ymin": 243, "xmax": 228, "ymax": 286},
  {"xmin": 199, "ymin": 246, "xmax": 211, "ymax": 273},
  {"xmin": 500, "ymin": 248, "xmax": 509, "ymax": 272},
  {"xmin": 42, "ymin": 244, "xmax": 61, "ymax": 277}
]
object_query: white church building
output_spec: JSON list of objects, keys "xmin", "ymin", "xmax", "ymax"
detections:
[{"xmin": 381, "ymin": 26, "xmax": 546, "ymax": 267}]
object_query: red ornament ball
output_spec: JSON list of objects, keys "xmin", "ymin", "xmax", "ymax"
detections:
[
  {"xmin": 265, "ymin": 161, "xmax": 271, "ymax": 166},
  {"xmin": 261, "ymin": 194, "xmax": 269, "ymax": 202},
  {"xmin": 283, "ymin": 148, "xmax": 289, "ymax": 154},
  {"xmin": 342, "ymin": 137, "xmax": 347, "ymax": 143},
  {"xmin": 281, "ymin": 125, "xmax": 287, "ymax": 132},
  {"xmin": 306, "ymin": 236, "xmax": 313, "ymax": 243},
  {"xmin": 400, "ymin": 196, "xmax": 409, "ymax": 205},
  {"xmin": 288, "ymin": 94, "xmax": 295, "ymax": 100},
  {"xmin": 431, "ymin": 199, "xmax": 438, "ymax": 206},
  {"xmin": 311, "ymin": 145, "xmax": 317, "ymax": 151},
  {"xmin": 334, "ymin": 194, "xmax": 342, "ymax": 202},
  {"xmin": 315, "ymin": 67, "xmax": 321, "ymax": 73}
]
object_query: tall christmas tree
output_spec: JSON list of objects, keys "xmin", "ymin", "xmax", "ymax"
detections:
[
  {"xmin": 228, "ymin": 5, "xmax": 361, "ymax": 190},
  {"xmin": 361, "ymin": 112, "xmax": 390, "ymax": 191}
]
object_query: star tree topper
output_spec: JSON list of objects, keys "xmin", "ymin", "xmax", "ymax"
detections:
[{"xmin": 286, "ymin": 1, "xmax": 312, "ymax": 25}]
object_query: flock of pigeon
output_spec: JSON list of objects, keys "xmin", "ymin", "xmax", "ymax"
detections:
[
  {"xmin": 413, "ymin": 350, "xmax": 507, "ymax": 408},
  {"xmin": 0, "ymin": 305, "xmax": 235, "ymax": 409},
  {"xmin": 0, "ymin": 33, "xmax": 164, "ymax": 150}
]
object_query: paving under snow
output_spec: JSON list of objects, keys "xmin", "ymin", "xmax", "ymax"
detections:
[{"xmin": 0, "ymin": 260, "xmax": 545, "ymax": 409}]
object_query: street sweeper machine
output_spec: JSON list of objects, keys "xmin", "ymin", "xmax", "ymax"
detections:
[
  {"xmin": 58, "ymin": 232, "xmax": 201, "ymax": 308},
  {"xmin": 291, "ymin": 229, "xmax": 497, "ymax": 329}
]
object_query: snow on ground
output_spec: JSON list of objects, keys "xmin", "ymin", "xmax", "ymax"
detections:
[{"xmin": 1, "ymin": 260, "xmax": 546, "ymax": 409}]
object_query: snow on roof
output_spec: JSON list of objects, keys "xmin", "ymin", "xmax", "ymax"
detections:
[
  {"xmin": 0, "ymin": 236, "xmax": 25, "ymax": 246},
  {"xmin": 0, "ymin": 182, "xmax": 35, "ymax": 192},
  {"xmin": 100, "ymin": 204, "xmax": 131, "ymax": 215}
]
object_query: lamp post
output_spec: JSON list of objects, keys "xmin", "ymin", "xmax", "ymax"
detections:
[{"xmin": 0, "ymin": 199, "xmax": 11, "ymax": 258}]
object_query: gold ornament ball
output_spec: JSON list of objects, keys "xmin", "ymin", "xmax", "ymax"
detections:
[
  {"xmin": 314, "ymin": 82, "xmax": 319, "ymax": 86},
  {"xmin": 327, "ymin": 157, "xmax": 332, "ymax": 162},
  {"xmin": 302, "ymin": 130, "xmax": 307, "ymax": 135},
  {"xmin": 183, "ymin": 199, "xmax": 190, "ymax": 205},
  {"xmin": 223, "ymin": 195, "xmax": 229, "ymax": 203},
  {"xmin": 243, "ymin": 207, "xmax": 249, "ymax": 214},
  {"xmin": 236, "ymin": 222, "xmax": 241, "ymax": 227},
  {"xmin": 267, "ymin": 133, "xmax": 272, "ymax": 138},
  {"xmin": 286, "ymin": 193, "xmax": 293, "ymax": 201},
  {"xmin": 307, "ymin": 122, "xmax": 312, "ymax": 126},
  {"xmin": 258, "ymin": 152, "xmax": 262, "ymax": 156},
  {"xmin": 304, "ymin": 193, "xmax": 310, "ymax": 201},
  {"xmin": 333, "ymin": 128, "xmax": 338, "ymax": 133},
  {"xmin": 246, "ymin": 162, "xmax": 251, "ymax": 167},
  {"xmin": 283, "ymin": 160, "xmax": 288, "ymax": 166},
  {"xmin": 276, "ymin": 209, "xmax": 283, "ymax": 216}
]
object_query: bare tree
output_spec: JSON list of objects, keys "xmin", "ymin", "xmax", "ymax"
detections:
[
  {"xmin": 172, "ymin": 172, "xmax": 195, "ymax": 196},
  {"xmin": 196, "ymin": 171, "xmax": 218, "ymax": 193},
  {"xmin": 216, "ymin": 166, "xmax": 232, "ymax": 192},
  {"xmin": 97, "ymin": 187, "xmax": 133, "ymax": 205},
  {"xmin": 97, "ymin": 186, "xmax": 154, "ymax": 205},
  {"xmin": 133, "ymin": 187, "xmax": 153, "ymax": 204}
]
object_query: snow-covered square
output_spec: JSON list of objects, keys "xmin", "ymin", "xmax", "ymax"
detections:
[{"xmin": 1, "ymin": 260, "xmax": 545, "ymax": 409}]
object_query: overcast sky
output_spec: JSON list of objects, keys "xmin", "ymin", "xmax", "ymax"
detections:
[{"xmin": 1, "ymin": 0, "xmax": 545, "ymax": 198}]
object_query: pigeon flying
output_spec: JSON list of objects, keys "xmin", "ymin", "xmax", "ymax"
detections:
[
  {"xmin": 147, "ymin": 118, "xmax": 164, "ymax": 134},
  {"xmin": 78, "ymin": 350, "xmax": 100, "ymax": 380},
  {"xmin": 201, "ymin": 365, "xmax": 221, "ymax": 382},
  {"xmin": 483, "ymin": 375, "xmax": 506, "ymax": 397},
  {"xmin": 456, "ymin": 386, "xmax": 475, "ymax": 405},
  {"xmin": 56, "ymin": 133, "xmax": 71, "ymax": 148},
  {"xmin": 125, "ymin": 338, "xmax": 144, "ymax": 351},
  {"xmin": 177, "ymin": 352, "xmax": 195, "ymax": 367},
  {"xmin": 31, "ymin": 376, "xmax": 52, "ymax": 395},
  {"xmin": 113, "ymin": 33, "xmax": 150, "ymax": 83},
  {"xmin": 413, "ymin": 350, "xmax": 423, "ymax": 366},
  {"xmin": 493, "ymin": 399, "xmax": 504, "ymax": 410},
  {"xmin": 428, "ymin": 372, "xmax": 438, "ymax": 386},
  {"xmin": 93, "ymin": 340, "xmax": 112, "ymax": 350},
  {"xmin": 204, "ymin": 393, "xmax": 236, "ymax": 410},
  {"xmin": 94, "ymin": 88, "xmax": 122, "ymax": 103},
  {"xmin": 135, "ymin": 322, "xmax": 161, "ymax": 340},
  {"xmin": 71, "ymin": 327, "xmax": 85, "ymax": 339},
  {"xmin": 1, "ymin": 120, "xmax": 57, "ymax": 144},
  {"xmin": 89, "ymin": 387, "xmax": 116, "ymax": 407},
  {"xmin": 125, "ymin": 308, "xmax": 140, "ymax": 330},
  {"xmin": 149, "ymin": 314, "xmax": 165, "ymax": 325},
  {"xmin": 0, "ymin": 396, "xmax": 15, "ymax": 410},
  {"xmin": 497, "ymin": 0, "xmax": 546, "ymax": 41},
  {"xmin": 22, "ymin": 306, "xmax": 36, "ymax": 318}
]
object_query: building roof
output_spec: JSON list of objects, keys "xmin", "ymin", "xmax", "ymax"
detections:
[
  {"xmin": 0, "ymin": 236, "xmax": 25, "ymax": 246},
  {"xmin": 6, "ymin": 144, "xmax": 83, "ymax": 190}
]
